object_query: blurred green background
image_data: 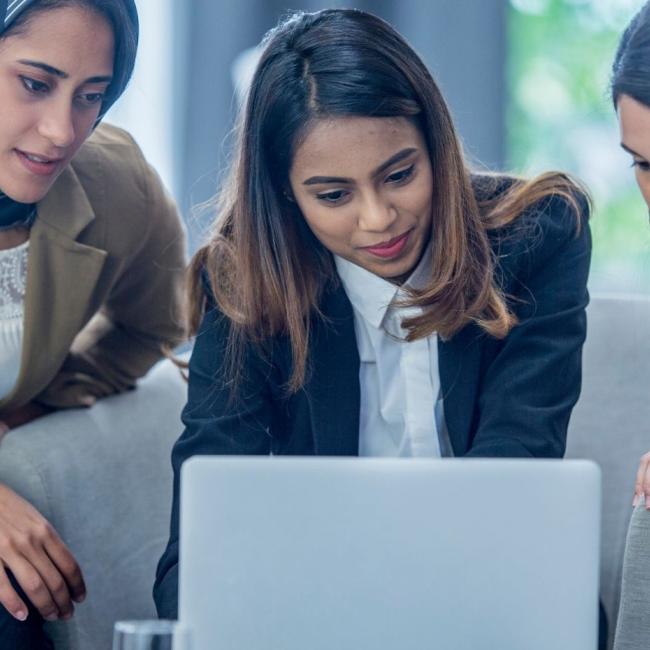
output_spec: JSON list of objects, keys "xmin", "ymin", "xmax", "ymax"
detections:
[{"xmin": 508, "ymin": 0, "xmax": 650, "ymax": 294}]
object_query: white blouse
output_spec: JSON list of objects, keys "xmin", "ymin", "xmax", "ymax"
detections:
[
  {"xmin": 335, "ymin": 250, "xmax": 453, "ymax": 458},
  {"xmin": 0, "ymin": 240, "xmax": 28, "ymax": 401}
]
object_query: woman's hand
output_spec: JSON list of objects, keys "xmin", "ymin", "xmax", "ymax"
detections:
[
  {"xmin": 633, "ymin": 452, "xmax": 650, "ymax": 509},
  {"xmin": 0, "ymin": 483, "xmax": 85, "ymax": 622}
]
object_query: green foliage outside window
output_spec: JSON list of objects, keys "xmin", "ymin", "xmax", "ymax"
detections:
[{"xmin": 508, "ymin": 0, "xmax": 650, "ymax": 294}]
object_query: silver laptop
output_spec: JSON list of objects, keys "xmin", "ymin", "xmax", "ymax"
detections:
[{"xmin": 179, "ymin": 457, "xmax": 600, "ymax": 650}]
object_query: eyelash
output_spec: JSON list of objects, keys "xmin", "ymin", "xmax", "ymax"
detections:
[
  {"xmin": 316, "ymin": 164, "xmax": 416, "ymax": 205},
  {"xmin": 386, "ymin": 164, "xmax": 415, "ymax": 184},
  {"xmin": 20, "ymin": 75, "xmax": 49, "ymax": 94},
  {"xmin": 20, "ymin": 75, "xmax": 105, "ymax": 107},
  {"xmin": 632, "ymin": 160, "xmax": 650, "ymax": 172}
]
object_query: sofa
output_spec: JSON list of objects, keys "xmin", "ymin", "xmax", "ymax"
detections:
[
  {"xmin": 0, "ymin": 358, "xmax": 186, "ymax": 649},
  {"xmin": 0, "ymin": 295, "xmax": 647, "ymax": 649},
  {"xmin": 565, "ymin": 294, "xmax": 650, "ymax": 649}
]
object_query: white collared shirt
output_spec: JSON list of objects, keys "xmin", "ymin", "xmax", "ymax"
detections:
[{"xmin": 335, "ymin": 251, "xmax": 452, "ymax": 458}]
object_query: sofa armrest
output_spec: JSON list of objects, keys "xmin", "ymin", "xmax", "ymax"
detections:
[{"xmin": 0, "ymin": 358, "xmax": 187, "ymax": 650}]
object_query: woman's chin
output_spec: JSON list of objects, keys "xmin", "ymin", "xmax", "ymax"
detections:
[{"xmin": 0, "ymin": 182, "xmax": 51, "ymax": 205}]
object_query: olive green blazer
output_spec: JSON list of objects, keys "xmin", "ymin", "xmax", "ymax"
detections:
[{"xmin": 0, "ymin": 124, "xmax": 186, "ymax": 413}]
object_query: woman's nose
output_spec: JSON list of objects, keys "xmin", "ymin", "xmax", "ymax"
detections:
[
  {"xmin": 37, "ymin": 101, "xmax": 76, "ymax": 149},
  {"xmin": 357, "ymin": 194, "xmax": 398, "ymax": 232}
]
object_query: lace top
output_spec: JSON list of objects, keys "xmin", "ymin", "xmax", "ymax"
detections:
[{"xmin": 0, "ymin": 240, "xmax": 28, "ymax": 400}]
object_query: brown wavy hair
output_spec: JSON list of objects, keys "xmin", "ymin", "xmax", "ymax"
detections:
[{"xmin": 188, "ymin": 9, "xmax": 587, "ymax": 393}]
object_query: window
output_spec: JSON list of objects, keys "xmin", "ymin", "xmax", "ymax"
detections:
[{"xmin": 508, "ymin": 0, "xmax": 650, "ymax": 294}]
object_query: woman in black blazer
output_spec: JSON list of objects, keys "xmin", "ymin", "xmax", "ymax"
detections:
[{"xmin": 155, "ymin": 8, "xmax": 591, "ymax": 622}]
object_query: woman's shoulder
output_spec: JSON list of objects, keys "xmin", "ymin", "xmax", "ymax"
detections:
[
  {"xmin": 71, "ymin": 123, "xmax": 148, "ymax": 180},
  {"xmin": 472, "ymin": 171, "xmax": 592, "ymax": 288},
  {"xmin": 474, "ymin": 172, "xmax": 590, "ymax": 256},
  {"xmin": 66, "ymin": 124, "xmax": 180, "ymax": 247},
  {"xmin": 68, "ymin": 123, "xmax": 170, "ymax": 217},
  {"xmin": 472, "ymin": 171, "xmax": 590, "ymax": 222}
]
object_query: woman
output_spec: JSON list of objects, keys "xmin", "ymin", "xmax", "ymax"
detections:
[
  {"xmin": 609, "ymin": 3, "xmax": 650, "ymax": 649},
  {"xmin": 614, "ymin": 3, "xmax": 650, "ymax": 511},
  {"xmin": 154, "ymin": 6, "xmax": 591, "ymax": 629},
  {"xmin": 0, "ymin": 0, "xmax": 185, "ymax": 647}
]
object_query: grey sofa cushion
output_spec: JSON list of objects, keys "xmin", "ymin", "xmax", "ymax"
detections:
[
  {"xmin": 566, "ymin": 295, "xmax": 650, "ymax": 649},
  {"xmin": 0, "ymin": 358, "xmax": 186, "ymax": 650}
]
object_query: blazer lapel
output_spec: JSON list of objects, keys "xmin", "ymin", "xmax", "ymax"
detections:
[
  {"xmin": 0, "ymin": 165, "xmax": 107, "ymax": 410},
  {"xmin": 306, "ymin": 284, "xmax": 360, "ymax": 456},
  {"xmin": 305, "ymin": 284, "xmax": 485, "ymax": 457},
  {"xmin": 438, "ymin": 325, "xmax": 483, "ymax": 456}
]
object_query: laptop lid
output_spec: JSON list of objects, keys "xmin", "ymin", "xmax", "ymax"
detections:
[{"xmin": 179, "ymin": 457, "xmax": 600, "ymax": 650}]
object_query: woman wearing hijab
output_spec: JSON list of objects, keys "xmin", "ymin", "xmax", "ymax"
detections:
[
  {"xmin": 609, "ymin": 3, "xmax": 650, "ymax": 648},
  {"xmin": 0, "ymin": 0, "xmax": 185, "ymax": 647}
]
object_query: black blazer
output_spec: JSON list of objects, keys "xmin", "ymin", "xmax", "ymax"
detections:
[{"xmin": 154, "ymin": 190, "xmax": 591, "ymax": 618}]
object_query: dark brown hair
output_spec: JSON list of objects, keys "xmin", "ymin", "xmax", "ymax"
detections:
[
  {"xmin": 612, "ymin": 1, "xmax": 650, "ymax": 108},
  {"xmin": 189, "ymin": 9, "xmax": 586, "ymax": 393}
]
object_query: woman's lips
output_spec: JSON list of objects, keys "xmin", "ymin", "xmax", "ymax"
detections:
[
  {"xmin": 361, "ymin": 230, "xmax": 412, "ymax": 259},
  {"xmin": 15, "ymin": 150, "xmax": 63, "ymax": 177}
]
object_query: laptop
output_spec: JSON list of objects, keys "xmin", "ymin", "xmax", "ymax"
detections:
[{"xmin": 179, "ymin": 457, "xmax": 601, "ymax": 650}]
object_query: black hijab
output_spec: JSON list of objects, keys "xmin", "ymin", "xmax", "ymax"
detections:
[
  {"xmin": 1, "ymin": 1, "xmax": 37, "ymax": 31},
  {"xmin": 0, "ymin": 1, "xmax": 38, "ymax": 229},
  {"xmin": 0, "ymin": 194, "xmax": 36, "ymax": 231}
]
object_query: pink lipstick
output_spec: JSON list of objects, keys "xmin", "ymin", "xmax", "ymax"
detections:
[
  {"xmin": 361, "ymin": 230, "xmax": 412, "ymax": 259},
  {"xmin": 16, "ymin": 150, "xmax": 62, "ymax": 177}
]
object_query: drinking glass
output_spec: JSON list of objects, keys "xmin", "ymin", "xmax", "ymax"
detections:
[{"xmin": 112, "ymin": 619, "xmax": 191, "ymax": 650}]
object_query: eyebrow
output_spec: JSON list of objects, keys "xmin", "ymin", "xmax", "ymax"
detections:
[
  {"xmin": 621, "ymin": 142, "xmax": 646, "ymax": 159},
  {"xmin": 302, "ymin": 147, "xmax": 418, "ymax": 186},
  {"xmin": 17, "ymin": 59, "xmax": 112, "ymax": 84}
]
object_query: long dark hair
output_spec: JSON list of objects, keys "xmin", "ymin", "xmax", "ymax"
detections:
[
  {"xmin": 1, "ymin": 0, "xmax": 138, "ymax": 117},
  {"xmin": 189, "ymin": 9, "xmax": 585, "ymax": 393},
  {"xmin": 612, "ymin": 1, "xmax": 650, "ymax": 107}
]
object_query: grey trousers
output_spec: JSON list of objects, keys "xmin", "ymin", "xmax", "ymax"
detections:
[{"xmin": 613, "ymin": 506, "xmax": 650, "ymax": 650}]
